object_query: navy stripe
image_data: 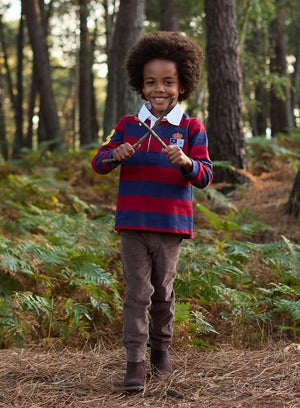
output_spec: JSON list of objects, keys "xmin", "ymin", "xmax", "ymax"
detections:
[
  {"xmin": 116, "ymin": 210, "xmax": 193, "ymax": 231},
  {"xmin": 194, "ymin": 168, "xmax": 213, "ymax": 188},
  {"xmin": 118, "ymin": 180, "xmax": 192, "ymax": 201},
  {"xmin": 124, "ymin": 151, "xmax": 178, "ymax": 168},
  {"xmin": 188, "ymin": 131, "xmax": 208, "ymax": 147}
]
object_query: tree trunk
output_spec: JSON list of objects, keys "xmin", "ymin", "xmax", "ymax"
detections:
[
  {"xmin": 291, "ymin": 39, "xmax": 300, "ymax": 128},
  {"xmin": 159, "ymin": 0, "xmax": 179, "ymax": 31},
  {"xmin": 22, "ymin": 0, "xmax": 62, "ymax": 149},
  {"xmin": 0, "ymin": 15, "xmax": 18, "ymax": 156},
  {"xmin": 13, "ymin": 8, "xmax": 24, "ymax": 158},
  {"xmin": 205, "ymin": 0, "xmax": 247, "ymax": 185},
  {"xmin": 285, "ymin": 169, "xmax": 300, "ymax": 217},
  {"xmin": 249, "ymin": 84, "xmax": 268, "ymax": 137},
  {"xmin": 24, "ymin": 64, "xmax": 37, "ymax": 149},
  {"xmin": 255, "ymin": 85, "xmax": 268, "ymax": 136},
  {"xmin": 245, "ymin": 26, "xmax": 268, "ymax": 137},
  {"xmin": 269, "ymin": 4, "xmax": 293, "ymax": 136},
  {"xmin": 79, "ymin": 0, "xmax": 93, "ymax": 146},
  {"xmin": 0, "ymin": 86, "xmax": 8, "ymax": 160},
  {"xmin": 0, "ymin": 17, "xmax": 16, "ymax": 110},
  {"xmin": 91, "ymin": 24, "xmax": 100, "ymax": 142},
  {"xmin": 103, "ymin": 0, "xmax": 145, "ymax": 136}
]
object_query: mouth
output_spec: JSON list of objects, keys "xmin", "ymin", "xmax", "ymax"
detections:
[{"xmin": 152, "ymin": 97, "xmax": 170, "ymax": 102}]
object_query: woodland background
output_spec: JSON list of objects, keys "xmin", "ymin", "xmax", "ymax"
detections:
[
  {"xmin": 0, "ymin": 1, "xmax": 299, "ymax": 406},
  {"xmin": 0, "ymin": 0, "xmax": 299, "ymax": 353}
]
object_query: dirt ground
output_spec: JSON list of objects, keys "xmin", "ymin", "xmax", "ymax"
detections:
[
  {"xmin": 0, "ymin": 344, "xmax": 299, "ymax": 408},
  {"xmin": 203, "ymin": 171, "xmax": 300, "ymax": 244}
]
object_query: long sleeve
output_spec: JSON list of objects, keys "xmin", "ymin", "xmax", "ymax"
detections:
[
  {"xmin": 180, "ymin": 117, "xmax": 213, "ymax": 189},
  {"xmin": 91, "ymin": 114, "xmax": 212, "ymax": 238}
]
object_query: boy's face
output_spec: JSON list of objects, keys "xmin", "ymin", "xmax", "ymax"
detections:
[{"xmin": 142, "ymin": 58, "xmax": 185, "ymax": 118}]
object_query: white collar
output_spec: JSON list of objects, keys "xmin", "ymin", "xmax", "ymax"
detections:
[{"xmin": 138, "ymin": 102, "xmax": 183, "ymax": 126}]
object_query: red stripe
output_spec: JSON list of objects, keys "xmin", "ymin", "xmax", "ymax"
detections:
[
  {"xmin": 121, "ymin": 165, "xmax": 188, "ymax": 184},
  {"xmin": 190, "ymin": 145, "xmax": 210, "ymax": 158},
  {"xmin": 123, "ymin": 135, "xmax": 169, "ymax": 152},
  {"xmin": 190, "ymin": 165, "xmax": 206, "ymax": 184},
  {"xmin": 117, "ymin": 195, "xmax": 192, "ymax": 215}
]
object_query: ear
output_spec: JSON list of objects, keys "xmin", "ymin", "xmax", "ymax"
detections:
[{"xmin": 179, "ymin": 86, "xmax": 185, "ymax": 94}]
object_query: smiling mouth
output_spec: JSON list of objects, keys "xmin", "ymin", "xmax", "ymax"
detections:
[{"xmin": 153, "ymin": 97, "xmax": 169, "ymax": 101}]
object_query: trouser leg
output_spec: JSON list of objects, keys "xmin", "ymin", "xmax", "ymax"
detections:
[
  {"xmin": 120, "ymin": 230, "xmax": 182, "ymax": 361},
  {"xmin": 148, "ymin": 233, "xmax": 182, "ymax": 351},
  {"xmin": 120, "ymin": 230, "xmax": 153, "ymax": 362}
]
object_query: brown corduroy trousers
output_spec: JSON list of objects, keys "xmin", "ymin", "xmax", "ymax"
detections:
[{"xmin": 120, "ymin": 230, "xmax": 183, "ymax": 362}]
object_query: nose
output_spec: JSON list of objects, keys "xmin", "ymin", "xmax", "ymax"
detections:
[{"xmin": 155, "ymin": 82, "xmax": 165, "ymax": 93}]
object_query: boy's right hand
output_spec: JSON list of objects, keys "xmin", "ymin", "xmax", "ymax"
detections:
[{"xmin": 112, "ymin": 143, "xmax": 135, "ymax": 162}]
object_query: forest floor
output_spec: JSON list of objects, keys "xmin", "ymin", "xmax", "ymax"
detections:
[
  {"xmin": 0, "ymin": 165, "xmax": 299, "ymax": 408},
  {"xmin": 0, "ymin": 343, "xmax": 299, "ymax": 407}
]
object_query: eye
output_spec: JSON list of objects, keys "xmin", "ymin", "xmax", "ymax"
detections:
[{"xmin": 145, "ymin": 80, "xmax": 154, "ymax": 85}]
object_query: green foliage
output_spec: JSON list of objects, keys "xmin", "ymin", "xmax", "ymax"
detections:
[
  {"xmin": 175, "ymin": 199, "xmax": 300, "ymax": 346},
  {"xmin": 196, "ymin": 203, "xmax": 272, "ymax": 241},
  {"xmin": 0, "ymin": 149, "xmax": 299, "ymax": 349},
  {"xmin": 217, "ymin": 282, "xmax": 300, "ymax": 345},
  {"xmin": 245, "ymin": 131, "xmax": 300, "ymax": 174},
  {"xmin": 174, "ymin": 301, "xmax": 218, "ymax": 351},
  {"xmin": 0, "ymin": 153, "xmax": 122, "ymax": 347},
  {"xmin": 194, "ymin": 186, "xmax": 238, "ymax": 212}
]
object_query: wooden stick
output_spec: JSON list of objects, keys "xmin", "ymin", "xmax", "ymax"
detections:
[
  {"xmin": 102, "ymin": 97, "xmax": 174, "ymax": 163},
  {"xmin": 135, "ymin": 117, "xmax": 167, "ymax": 148}
]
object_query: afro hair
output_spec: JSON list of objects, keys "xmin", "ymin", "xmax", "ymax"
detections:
[{"xmin": 125, "ymin": 31, "xmax": 203, "ymax": 102}]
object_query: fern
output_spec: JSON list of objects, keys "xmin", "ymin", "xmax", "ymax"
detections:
[
  {"xmin": 0, "ymin": 177, "xmax": 122, "ymax": 345},
  {"xmin": 275, "ymin": 299, "xmax": 300, "ymax": 323},
  {"xmin": 1, "ymin": 149, "xmax": 299, "ymax": 347},
  {"xmin": 15, "ymin": 293, "xmax": 53, "ymax": 317},
  {"xmin": 193, "ymin": 186, "xmax": 238, "ymax": 211},
  {"xmin": 196, "ymin": 204, "xmax": 272, "ymax": 240}
]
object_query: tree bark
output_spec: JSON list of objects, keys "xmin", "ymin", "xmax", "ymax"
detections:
[
  {"xmin": 0, "ymin": 83, "xmax": 8, "ymax": 160},
  {"xmin": 103, "ymin": 0, "xmax": 145, "ymax": 136},
  {"xmin": 159, "ymin": 0, "xmax": 179, "ymax": 31},
  {"xmin": 13, "ymin": 8, "xmax": 24, "ymax": 157},
  {"xmin": 24, "ymin": 63, "xmax": 37, "ymax": 149},
  {"xmin": 22, "ymin": 0, "xmax": 62, "ymax": 149},
  {"xmin": 205, "ymin": 0, "xmax": 247, "ymax": 185},
  {"xmin": 286, "ymin": 169, "xmax": 300, "ymax": 217},
  {"xmin": 0, "ymin": 16, "xmax": 16, "ymax": 111},
  {"xmin": 79, "ymin": 0, "xmax": 93, "ymax": 146},
  {"xmin": 269, "ymin": 4, "xmax": 293, "ymax": 136},
  {"xmin": 291, "ymin": 39, "xmax": 300, "ymax": 128},
  {"xmin": 244, "ymin": 26, "xmax": 268, "ymax": 137},
  {"xmin": 0, "ymin": 15, "xmax": 18, "ymax": 155}
]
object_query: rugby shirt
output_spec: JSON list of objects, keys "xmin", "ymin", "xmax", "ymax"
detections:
[{"xmin": 92, "ymin": 103, "xmax": 213, "ymax": 238}]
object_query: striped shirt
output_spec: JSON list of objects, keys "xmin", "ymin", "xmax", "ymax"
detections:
[{"xmin": 92, "ymin": 103, "xmax": 213, "ymax": 238}]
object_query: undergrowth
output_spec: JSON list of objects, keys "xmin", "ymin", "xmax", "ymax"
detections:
[{"xmin": 0, "ymin": 139, "xmax": 299, "ymax": 349}]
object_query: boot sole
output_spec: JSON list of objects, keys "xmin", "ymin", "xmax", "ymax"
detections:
[{"xmin": 122, "ymin": 384, "xmax": 144, "ymax": 392}]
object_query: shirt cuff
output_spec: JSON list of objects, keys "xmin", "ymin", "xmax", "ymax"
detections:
[{"xmin": 180, "ymin": 159, "xmax": 200, "ymax": 179}]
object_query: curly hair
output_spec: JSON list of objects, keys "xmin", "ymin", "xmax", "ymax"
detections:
[{"xmin": 125, "ymin": 31, "xmax": 203, "ymax": 102}]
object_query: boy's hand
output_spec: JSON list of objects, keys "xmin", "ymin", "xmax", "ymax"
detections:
[
  {"xmin": 163, "ymin": 145, "xmax": 193, "ymax": 173},
  {"xmin": 113, "ymin": 143, "xmax": 135, "ymax": 162}
]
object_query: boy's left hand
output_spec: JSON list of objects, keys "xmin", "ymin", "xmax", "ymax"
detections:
[{"xmin": 163, "ymin": 145, "xmax": 193, "ymax": 173}]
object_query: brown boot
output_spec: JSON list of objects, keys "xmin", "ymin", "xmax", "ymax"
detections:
[
  {"xmin": 150, "ymin": 347, "xmax": 173, "ymax": 375},
  {"xmin": 122, "ymin": 361, "xmax": 146, "ymax": 391}
]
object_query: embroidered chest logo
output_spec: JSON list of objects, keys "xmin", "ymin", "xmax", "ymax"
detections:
[
  {"xmin": 170, "ymin": 132, "xmax": 184, "ymax": 149},
  {"xmin": 102, "ymin": 129, "xmax": 115, "ymax": 145}
]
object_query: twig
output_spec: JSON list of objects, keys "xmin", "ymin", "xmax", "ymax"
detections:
[
  {"xmin": 102, "ymin": 97, "xmax": 174, "ymax": 163},
  {"xmin": 134, "ymin": 117, "xmax": 167, "ymax": 148}
]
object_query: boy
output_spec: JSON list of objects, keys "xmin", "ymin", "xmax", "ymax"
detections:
[{"xmin": 92, "ymin": 31, "xmax": 213, "ymax": 391}]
